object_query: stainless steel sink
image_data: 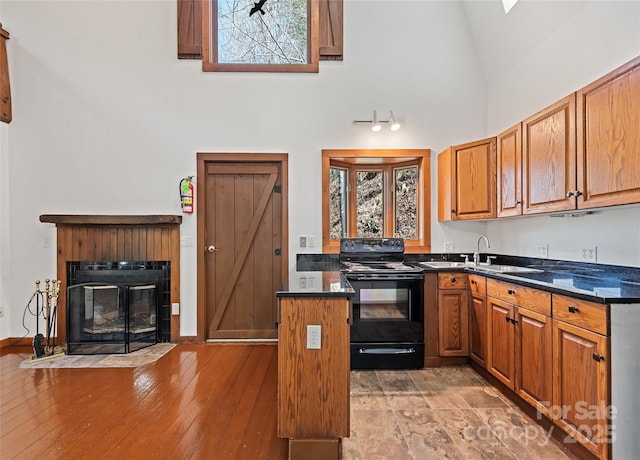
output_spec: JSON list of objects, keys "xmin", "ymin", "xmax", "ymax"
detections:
[
  {"xmin": 420, "ymin": 261, "xmax": 469, "ymax": 268},
  {"xmin": 471, "ymin": 264, "xmax": 544, "ymax": 274}
]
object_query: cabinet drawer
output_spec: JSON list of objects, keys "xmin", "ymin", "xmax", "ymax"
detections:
[
  {"xmin": 438, "ymin": 273, "xmax": 467, "ymax": 289},
  {"xmin": 468, "ymin": 274, "xmax": 486, "ymax": 295},
  {"xmin": 552, "ymin": 294, "xmax": 608, "ymax": 336},
  {"xmin": 487, "ymin": 278, "xmax": 551, "ymax": 316}
]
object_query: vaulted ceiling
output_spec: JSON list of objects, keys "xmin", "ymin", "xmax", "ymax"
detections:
[{"xmin": 460, "ymin": 0, "xmax": 588, "ymax": 84}]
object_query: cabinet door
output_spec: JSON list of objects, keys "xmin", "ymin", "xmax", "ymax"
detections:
[
  {"xmin": 515, "ymin": 307, "xmax": 552, "ymax": 416},
  {"xmin": 438, "ymin": 289, "xmax": 468, "ymax": 356},
  {"xmin": 553, "ymin": 320, "xmax": 610, "ymax": 460},
  {"xmin": 278, "ymin": 297, "xmax": 350, "ymax": 439},
  {"xmin": 577, "ymin": 56, "xmax": 640, "ymax": 209},
  {"xmin": 497, "ymin": 123, "xmax": 522, "ymax": 217},
  {"xmin": 487, "ymin": 297, "xmax": 515, "ymax": 389},
  {"xmin": 0, "ymin": 25, "xmax": 10, "ymax": 124},
  {"xmin": 522, "ymin": 94, "xmax": 576, "ymax": 215},
  {"xmin": 468, "ymin": 291, "xmax": 487, "ymax": 368},
  {"xmin": 452, "ymin": 137, "xmax": 497, "ymax": 220}
]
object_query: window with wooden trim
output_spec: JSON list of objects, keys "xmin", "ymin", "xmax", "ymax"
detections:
[
  {"xmin": 322, "ymin": 150, "xmax": 431, "ymax": 253},
  {"xmin": 177, "ymin": 0, "xmax": 343, "ymax": 64}
]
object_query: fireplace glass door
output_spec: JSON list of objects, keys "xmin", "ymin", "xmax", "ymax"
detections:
[{"xmin": 67, "ymin": 283, "xmax": 158, "ymax": 354}]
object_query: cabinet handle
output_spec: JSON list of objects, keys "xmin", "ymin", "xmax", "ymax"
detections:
[
  {"xmin": 450, "ymin": 277, "xmax": 456, "ymax": 283},
  {"xmin": 506, "ymin": 316, "xmax": 511, "ymax": 322},
  {"xmin": 568, "ymin": 306, "xmax": 579, "ymax": 313},
  {"xmin": 508, "ymin": 289, "xmax": 516, "ymax": 295},
  {"xmin": 515, "ymin": 200, "xmax": 522, "ymax": 205},
  {"xmin": 451, "ymin": 209, "xmax": 457, "ymax": 214},
  {"xmin": 471, "ymin": 280, "xmax": 476, "ymax": 285},
  {"xmin": 511, "ymin": 318, "xmax": 518, "ymax": 324},
  {"xmin": 592, "ymin": 353, "xmax": 605, "ymax": 362},
  {"xmin": 566, "ymin": 190, "xmax": 584, "ymax": 198}
]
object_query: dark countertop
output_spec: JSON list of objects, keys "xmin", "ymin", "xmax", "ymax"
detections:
[
  {"xmin": 296, "ymin": 253, "xmax": 640, "ymax": 304},
  {"xmin": 276, "ymin": 271, "xmax": 354, "ymax": 298}
]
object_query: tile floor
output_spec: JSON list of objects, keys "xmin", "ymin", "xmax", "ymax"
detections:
[{"xmin": 343, "ymin": 366, "xmax": 574, "ymax": 460}]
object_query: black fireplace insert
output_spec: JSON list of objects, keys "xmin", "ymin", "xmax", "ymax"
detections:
[{"xmin": 66, "ymin": 261, "xmax": 171, "ymax": 354}]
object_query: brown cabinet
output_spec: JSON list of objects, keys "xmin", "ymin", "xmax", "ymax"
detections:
[
  {"xmin": 576, "ymin": 55, "xmax": 640, "ymax": 209},
  {"xmin": 277, "ymin": 296, "xmax": 350, "ymax": 447},
  {"xmin": 468, "ymin": 275, "xmax": 488, "ymax": 367},
  {"xmin": 522, "ymin": 94, "xmax": 577, "ymax": 215},
  {"xmin": 516, "ymin": 307, "xmax": 552, "ymax": 416},
  {"xmin": 486, "ymin": 280, "xmax": 553, "ymax": 416},
  {"xmin": 553, "ymin": 320, "xmax": 609, "ymax": 459},
  {"xmin": 497, "ymin": 123, "xmax": 522, "ymax": 217},
  {"xmin": 0, "ymin": 23, "xmax": 11, "ymax": 124},
  {"xmin": 438, "ymin": 137, "xmax": 497, "ymax": 221},
  {"xmin": 437, "ymin": 273, "xmax": 468, "ymax": 356}
]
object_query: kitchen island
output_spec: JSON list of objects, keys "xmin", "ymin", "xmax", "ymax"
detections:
[{"xmin": 275, "ymin": 271, "xmax": 354, "ymax": 460}]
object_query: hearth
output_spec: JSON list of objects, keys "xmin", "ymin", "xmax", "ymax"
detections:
[{"xmin": 66, "ymin": 261, "xmax": 170, "ymax": 354}]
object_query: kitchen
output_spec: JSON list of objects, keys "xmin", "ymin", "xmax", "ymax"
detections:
[{"xmin": 1, "ymin": 0, "xmax": 640, "ymax": 459}]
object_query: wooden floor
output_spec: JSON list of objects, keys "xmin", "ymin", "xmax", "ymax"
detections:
[{"xmin": 0, "ymin": 344, "xmax": 288, "ymax": 460}]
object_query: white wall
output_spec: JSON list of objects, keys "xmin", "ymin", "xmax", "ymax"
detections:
[
  {"xmin": 0, "ymin": 0, "xmax": 486, "ymax": 339},
  {"xmin": 484, "ymin": 0, "xmax": 640, "ymax": 266}
]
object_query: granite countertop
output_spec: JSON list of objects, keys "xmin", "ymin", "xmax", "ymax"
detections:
[
  {"xmin": 276, "ymin": 271, "xmax": 354, "ymax": 298},
  {"xmin": 295, "ymin": 253, "xmax": 640, "ymax": 304}
]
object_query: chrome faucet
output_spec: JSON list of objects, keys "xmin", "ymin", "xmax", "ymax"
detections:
[{"xmin": 474, "ymin": 235, "xmax": 490, "ymax": 265}]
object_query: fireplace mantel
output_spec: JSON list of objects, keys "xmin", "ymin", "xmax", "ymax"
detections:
[{"xmin": 40, "ymin": 214, "xmax": 182, "ymax": 226}]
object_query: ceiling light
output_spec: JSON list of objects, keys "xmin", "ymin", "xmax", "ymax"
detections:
[
  {"xmin": 389, "ymin": 111, "xmax": 401, "ymax": 131},
  {"xmin": 353, "ymin": 110, "xmax": 403, "ymax": 132},
  {"xmin": 371, "ymin": 110, "xmax": 382, "ymax": 132}
]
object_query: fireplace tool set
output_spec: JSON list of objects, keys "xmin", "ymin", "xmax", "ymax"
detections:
[{"xmin": 30, "ymin": 279, "xmax": 64, "ymax": 362}]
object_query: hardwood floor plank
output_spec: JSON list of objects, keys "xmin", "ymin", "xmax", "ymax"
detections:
[{"xmin": 0, "ymin": 344, "xmax": 286, "ymax": 460}]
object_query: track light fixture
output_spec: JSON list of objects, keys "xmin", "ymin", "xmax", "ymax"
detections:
[{"xmin": 353, "ymin": 110, "xmax": 403, "ymax": 132}]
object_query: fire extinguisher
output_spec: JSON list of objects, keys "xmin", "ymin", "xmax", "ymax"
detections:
[{"xmin": 180, "ymin": 176, "xmax": 194, "ymax": 214}]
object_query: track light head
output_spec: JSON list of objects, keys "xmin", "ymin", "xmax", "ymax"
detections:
[
  {"xmin": 389, "ymin": 111, "xmax": 401, "ymax": 131},
  {"xmin": 371, "ymin": 110, "xmax": 382, "ymax": 132}
]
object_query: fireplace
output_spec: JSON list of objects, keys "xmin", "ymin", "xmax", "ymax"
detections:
[{"xmin": 66, "ymin": 261, "xmax": 171, "ymax": 354}]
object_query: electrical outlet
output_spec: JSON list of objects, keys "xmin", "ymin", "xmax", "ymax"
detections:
[
  {"xmin": 308, "ymin": 236, "xmax": 316, "ymax": 248},
  {"xmin": 444, "ymin": 241, "xmax": 454, "ymax": 253},
  {"xmin": 299, "ymin": 235, "xmax": 307, "ymax": 248},
  {"xmin": 308, "ymin": 276, "xmax": 315, "ymax": 289},
  {"xmin": 581, "ymin": 246, "xmax": 597, "ymax": 262},
  {"xmin": 180, "ymin": 236, "xmax": 194, "ymax": 247},
  {"xmin": 299, "ymin": 276, "xmax": 307, "ymax": 289},
  {"xmin": 307, "ymin": 325, "xmax": 321, "ymax": 349},
  {"xmin": 171, "ymin": 303, "xmax": 180, "ymax": 315},
  {"xmin": 43, "ymin": 236, "xmax": 51, "ymax": 248},
  {"xmin": 537, "ymin": 244, "xmax": 548, "ymax": 258}
]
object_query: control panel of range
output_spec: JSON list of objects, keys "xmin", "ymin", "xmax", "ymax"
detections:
[{"xmin": 340, "ymin": 238, "xmax": 405, "ymax": 254}]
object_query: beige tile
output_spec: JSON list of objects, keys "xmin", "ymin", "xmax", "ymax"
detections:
[
  {"xmin": 474, "ymin": 408, "xmax": 572, "ymax": 460},
  {"xmin": 350, "ymin": 409, "xmax": 413, "ymax": 459},
  {"xmin": 456, "ymin": 386, "xmax": 510, "ymax": 409},
  {"xmin": 408, "ymin": 371, "xmax": 471, "ymax": 409},
  {"xmin": 377, "ymin": 370, "xmax": 430, "ymax": 410},
  {"xmin": 395, "ymin": 409, "xmax": 465, "ymax": 459},
  {"xmin": 434, "ymin": 408, "xmax": 517, "ymax": 459}
]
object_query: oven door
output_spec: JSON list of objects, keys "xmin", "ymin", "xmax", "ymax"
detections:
[{"xmin": 348, "ymin": 277, "xmax": 423, "ymax": 343}]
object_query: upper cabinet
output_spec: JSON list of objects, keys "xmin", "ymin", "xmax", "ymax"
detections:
[
  {"xmin": 497, "ymin": 123, "xmax": 522, "ymax": 217},
  {"xmin": 576, "ymin": 56, "xmax": 640, "ymax": 209},
  {"xmin": 0, "ymin": 23, "xmax": 11, "ymax": 124},
  {"xmin": 522, "ymin": 94, "xmax": 576, "ymax": 215},
  {"xmin": 438, "ymin": 137, "xmax": 497, "ymax": 221}
]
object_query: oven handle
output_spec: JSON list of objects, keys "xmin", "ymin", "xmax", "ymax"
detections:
[
  {"xmin": 358, "ymin": 347, "xmax": 416, "ymax": 355},
  {"xmin": 348, "ymin": 274, "xmax": 424, "ymax": 281}
]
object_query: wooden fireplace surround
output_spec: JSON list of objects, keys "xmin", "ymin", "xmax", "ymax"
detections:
[{"xmin": 39, "ymin": 214, "xmax": 182, "ymax": 345}]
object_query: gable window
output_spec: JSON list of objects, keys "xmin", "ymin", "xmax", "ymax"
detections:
[
  {"xmin": 202, "ymin": 0, "xmax": 319, "ymax": 72},
  {"xmin": 322, "ymin": 150, "xmax": 431, "ymax": 253}
]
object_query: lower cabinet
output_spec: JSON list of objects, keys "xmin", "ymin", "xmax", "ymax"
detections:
[
  {"xmin": 437, "ymin": 273, "xmax": 468, "ymax": 356},
  {"xmin": 552, "ymin": 295, "xmax": 610, "ymax": 460},
  {"xmin": 468, "ymin": 275, "xmax": 488, "ymax": 368},
  {"xmin": 487, "ymin": 297, "xmax": 516, "ymax": 388}
]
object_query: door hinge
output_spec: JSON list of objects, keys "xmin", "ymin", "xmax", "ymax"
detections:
[
  {"xmin": 274, "ymin": 248, "xmax": 281, "ymax": 255},
  {"xmin": 274, "ymin": 185, "xmax": 281, "ymax": 193}
]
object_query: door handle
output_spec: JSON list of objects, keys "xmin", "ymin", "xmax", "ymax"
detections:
[{"xmin": 206, "ymin": 245, "xmax": 219, "ymax": 253}]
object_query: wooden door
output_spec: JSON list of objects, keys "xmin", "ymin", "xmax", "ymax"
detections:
[
  {"xmin": 553, "ymin": 320, "xmax": 610, "ymax": 459},
  {"xmin": 497, "ymin": 123, "xmax": 522, "ymax": 217},
  {"xmin": 577, "ymin": 55, "xmax": 640, "ymax": 209},
  {"xmin": 438, "ymin": 289, "xmax": 468, "ymax": 356},
  {"xmin": 522, "ymin": 94, "xmax": 576, "ymax": 215},
  {"xmin": 202, "ymin": 160, "xmax": 285, "ymax": 340},
  {"xmin": 468, "ymin": 291, "xmax": 487, "ymax": 368},
  {"xmin": 515, "ymin": 307, "xmax": 552, "ymax": 416},
  {"xmin": 487, "ymin": 297, "xmax": 515, "ymax": 389},
  {"xmin": 452, "ymin": 137, "xmax": 497, "ymax": 220}
]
